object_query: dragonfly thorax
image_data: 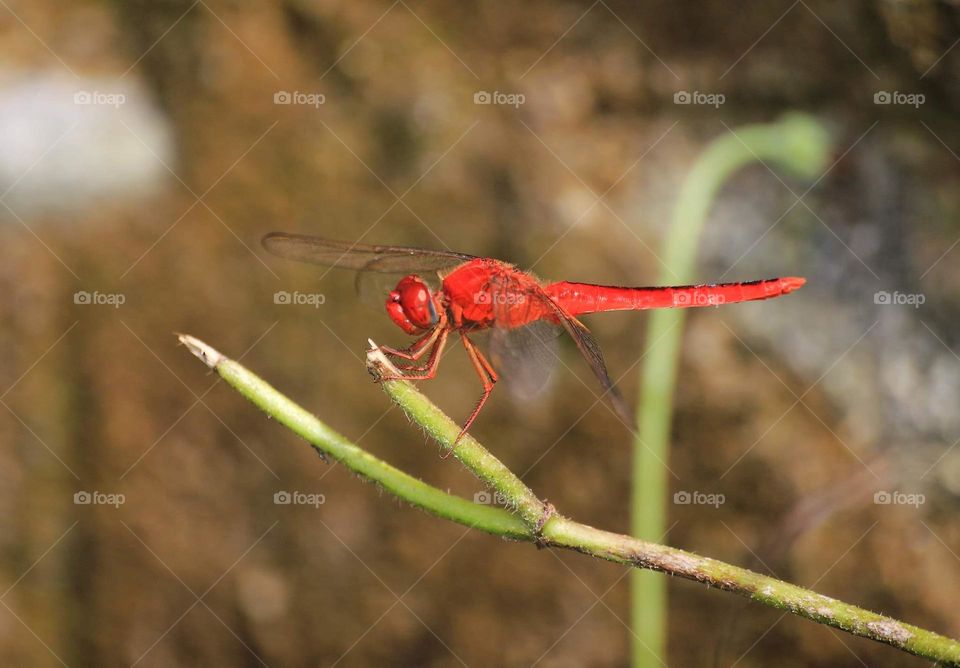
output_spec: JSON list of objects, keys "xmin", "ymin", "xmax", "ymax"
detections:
[{"xmin": 386, "ymin": 275, "xmax": 439, "ymax": 334}]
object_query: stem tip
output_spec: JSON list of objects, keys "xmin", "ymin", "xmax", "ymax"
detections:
[
  {"xmin": 177, "ymin": 333, "xmax": 225, "ymax": 368},
  {"xmin": 366, "ymin": 340, "xmax": 402, "ymax": 379}
]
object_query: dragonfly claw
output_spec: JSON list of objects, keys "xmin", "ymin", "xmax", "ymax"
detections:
[{"xmin": 436, "ymin": 427, "xmax": 468, "ymax": 459}]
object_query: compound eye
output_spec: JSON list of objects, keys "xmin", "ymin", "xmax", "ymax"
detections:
[{"xmin": 396, "ymin": 276, "xmax": 435, "ymax": 330}]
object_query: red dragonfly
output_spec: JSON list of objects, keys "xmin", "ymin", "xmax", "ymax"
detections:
[{"xmin": 263, "ymin": 233, "xmax": 805, "ymax": 442}]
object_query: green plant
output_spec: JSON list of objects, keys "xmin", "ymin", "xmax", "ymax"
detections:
[
  {"xmin": 633, "ymin": 113, "xmax": 832, "ymax": 666},
  {"xmin": 179, "ymin": 334, "xmax": 960, "ymax": 666}
]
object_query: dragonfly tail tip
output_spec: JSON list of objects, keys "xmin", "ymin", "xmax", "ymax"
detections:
[{"xmin": 782, "ymin": 276, "xmax": 806, "ymax": 292}]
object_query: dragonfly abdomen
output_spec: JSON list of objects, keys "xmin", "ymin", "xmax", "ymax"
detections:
[{"xmin": 545, "ymin": 277, "xmax": 805, "ymax": 315}]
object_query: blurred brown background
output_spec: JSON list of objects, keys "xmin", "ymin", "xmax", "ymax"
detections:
[{"xmin": 1, "ymin": 1, "xmax": 959, "ymax": 666}]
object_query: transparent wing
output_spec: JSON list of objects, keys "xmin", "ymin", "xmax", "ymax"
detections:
[
  {"xmin": 354, "ymin": 270, "xmax": 413, "ymax": 309},
  {"xmin": 264, "ymin": 232, "xmax": 474, "ymax": 310},
  {"xmin": 489, "ymin": 320, "xmax": 560, "ymax": 399},
  {"xmin": 262, "ymin": 232, "xmax": 476, "ymax": 273},
  {"xmin": 487, "ymin": 275, "xmax": 634, "ymax": 427},
  {"xmin": 556, "ymin": 311, "xmax": 635, "ymax": 428}
]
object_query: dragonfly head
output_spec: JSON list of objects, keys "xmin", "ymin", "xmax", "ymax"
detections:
[{"xmin": 386, "ymin": 275, "xmax": 439, "ymax": 335}]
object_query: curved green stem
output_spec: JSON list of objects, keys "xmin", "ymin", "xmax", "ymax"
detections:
[
  {"xmin": 179, "ymin": 335, "xmax": 528, "ymax": 538},
  {"xmin": 178, "ymin": 334, "xmax": 960, "ymax": 666},
  {"xmin": 367, "ymin": 346, "xmax": 551, "ymax": 530},
  {"xmin": 632, "ymin": 113, "xmax": 832, "ymax": 666}
]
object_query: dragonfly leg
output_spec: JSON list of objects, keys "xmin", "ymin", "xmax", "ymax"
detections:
[
  {"xmin": 380, "ymin": 328, "xmax": 449, "ymax": 382},
  {"xmin": 381, "ymin": 327, "xmax": 445, "ymax": 372},
  {"xmin": 381, "ymin": 327, "xmax": 440, "ymax": 361},
  {"xmin": 454, "ymin": 333, "xmax": 499, "ymax": 445}
]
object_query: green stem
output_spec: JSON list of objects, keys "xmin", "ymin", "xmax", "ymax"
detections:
[
  {"xmin": 368, "ymin": 347, "xmax": 550, "ymax": 530},
  {"xmin": 179, "ymin": 335, "xmax": 528, "ymax": 539},
  {"xmin": 178, "ymin": 334, "xmax": 960, "ymax": 666},
  {"xmin": 632, "ymin": 113, "xmax": 833, "ymax": 666}
]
